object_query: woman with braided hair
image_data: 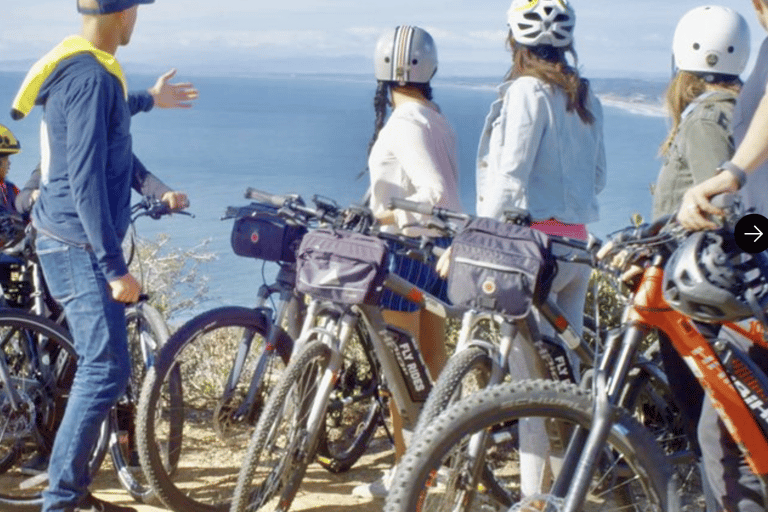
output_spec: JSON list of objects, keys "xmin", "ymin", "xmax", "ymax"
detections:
[{"xmin": 354, "ymin": 25, "xmax": 463, "ymax": 500}]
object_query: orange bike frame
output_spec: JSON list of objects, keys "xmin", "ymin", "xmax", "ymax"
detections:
[{"xmin": 627, "ymin": 265, "xmax": 768, "ymax": 476}]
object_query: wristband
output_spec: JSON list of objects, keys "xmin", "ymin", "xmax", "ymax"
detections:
[{"xmin": 716, "ymin": 161, "xmax": 747, "ymax": 190}]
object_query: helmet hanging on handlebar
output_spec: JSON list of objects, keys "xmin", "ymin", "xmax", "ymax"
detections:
[{"xmin": 663, "ymin": 229, "xmax": 768, "ymax": 323}]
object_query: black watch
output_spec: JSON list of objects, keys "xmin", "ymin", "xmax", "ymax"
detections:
[{"xmin": 716, "ymin": 161, "xmax": 747, "ymax": 190}]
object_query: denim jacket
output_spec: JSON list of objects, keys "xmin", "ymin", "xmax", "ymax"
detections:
[{"xmin": 476, "ymin": 77, "xmax": 606, "ymax": 223}]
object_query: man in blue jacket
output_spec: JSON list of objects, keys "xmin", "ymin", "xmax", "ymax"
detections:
[{"xmin": 11, "ymin": 0, "xmax": 193, "ymax": 510}]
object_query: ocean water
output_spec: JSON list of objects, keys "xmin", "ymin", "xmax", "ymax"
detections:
[{"xmin": 0, "ymin": 72, "xmax": 667, "ymax": 318}]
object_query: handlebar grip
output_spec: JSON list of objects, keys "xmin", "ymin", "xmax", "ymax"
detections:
[
  {"xmin": 710, "ymin": 192, "xmax": 737, "ymax": 210},
  {"xmin": 389, "ymin": 198, "xmax": 434, "ymax": 216},
  {"xmin": 245, "ymin": 187, "xmax": 288, "ymax": 207},
  {"xmin": 312, "ymin": 195, "xmax": 340, "ymax": 213},
  {"xmin": 641, "ymin": 214, "xmax": 673, "ymax": 238}
]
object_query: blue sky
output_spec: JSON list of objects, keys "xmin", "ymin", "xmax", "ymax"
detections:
[{"xmin": 2, "ymin": 1, "xmax": 766, "ymax": 78}]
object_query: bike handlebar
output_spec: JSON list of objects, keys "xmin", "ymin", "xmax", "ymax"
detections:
[
  {"xmin": 236, "ymin": 188, "xmax": 371, "ymax": 231},
  {"xmin": 245, "ymin": 187, "xmax": 303, "ymax": 208},
  {"xmin": 388, "ymin": 198, "xmax": 471, "ymax": 224},
  {"xmin": 376, "ymin": 230, "xmax": 446, "ymax": 261},
  {"xmin": 132, "ymin": 197, "xmax": 193, "ymax": 221}
]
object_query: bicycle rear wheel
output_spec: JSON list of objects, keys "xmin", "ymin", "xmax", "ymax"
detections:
[
  {"xmin": 0, "ymin": 310, "xmax": 108, "ymax": 511},
  {"xmin": 413, "ymin": 345, "xmax": 492, "ymax": 435},
  {"xmin": 137, "ymin": 305, "xmax": 286, "ymax": 512},
  {"xmin": 386, "ymin": 379, "xmax": 677, "ymax": 512},
  {"xmin": 108, "ymin": 301, "xmax": 171, "ymax": 504}
]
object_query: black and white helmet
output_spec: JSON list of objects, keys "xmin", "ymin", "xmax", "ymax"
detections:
[
  {"xmin": 672, "ymin": 5, "xmax": 750, "ymax": 77},
  {"xmin": 507, "ymin": 0, "xmax": 576, "ymax": 48},
  {"xmin": 374, "ymin": 26, "xmax": 438, "ymax": 85},
  {"xmin": 663, "ymin": 230, "xmax": 768, "ymax": 323}
]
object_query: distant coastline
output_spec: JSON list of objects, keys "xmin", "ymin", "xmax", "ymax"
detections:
[
  {"xmin": 0, "ymin": 67, "xmax": 669, "ymax": 119},
  {"xmin": 597, "ymin": 94, "xmax": 666, "ymax": 118}
]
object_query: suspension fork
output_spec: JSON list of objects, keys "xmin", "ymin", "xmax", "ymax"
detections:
[
  {"xmin": 303, "ymin": 311, "xmax": 355, "ymax": 451},
  {"xmin": 224, "ymin": 284, "xmax": 290, "ymax": 420},
  {"xmin": 456, "ymin": 315, "xmax": 540, "ymax": 505},
  {"xmin": 0, "ymin": 346, "xmax": 24, "ymax": 409},
  {"xmin": 454, "ymin": 309, "xmax": 511, "ymax": 385},
  {"xmin": 550, "ymin": 324, "xmax": 648, "ymax": 512}
]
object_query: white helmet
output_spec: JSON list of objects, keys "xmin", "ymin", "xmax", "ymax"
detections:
[
  {"xmin": 374, "ymin": 26, "xmax": 438, "ymax": 85},
  {"xmin": 672, "ymin": 6, "xmax": 750, "ymax": 77},
  {"xmin": 507, "ymin": 0, "xmax": 576, "ymax": 48}
]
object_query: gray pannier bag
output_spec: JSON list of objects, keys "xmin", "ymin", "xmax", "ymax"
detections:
[
  {"xmin": 295, "ymin": 228, "xmax": 389, "ymax": 305},
  {"xmin": 447, "ymin": 217, "xmax": 557, "ymax": 318}
]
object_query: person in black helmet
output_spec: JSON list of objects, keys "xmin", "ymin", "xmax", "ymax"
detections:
[
  {"xmin": 0, "ymin": 124, "xmax": 22, "ymax": 216},
  {"xmin": 11, "ymin": 0, "xmax": 193, "ymax": 510}
]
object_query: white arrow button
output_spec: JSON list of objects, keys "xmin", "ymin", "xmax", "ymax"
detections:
[{"xmin": 746, "ymin": 226, "xmax": 764, "ymax": 243}]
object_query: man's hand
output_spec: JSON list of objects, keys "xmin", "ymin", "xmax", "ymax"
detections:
[
  {"xmin": 109, "ymin": 273, "xmax": 141, "ymax": 303},
  {"xmin": 161, "ymin": 191, "xmax": 189, "ymax": 210},
  {"xmin": 148, "ymin": 69, "xmax": 199, "ymax": 109}
]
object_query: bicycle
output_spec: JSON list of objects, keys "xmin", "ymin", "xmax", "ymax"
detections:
[
  {"xmin": 109, "ymin": 197, "xmax": 187, "ymax": 504},
  {"xmin": 384, "ymin": 199, "xmax": 768, "ymax": 511},
  {"xmin": 380, "ymin": 200, "xmax": 689, "ymax": 512},
  {"xmin": 227, "ymin": 190, "xmax": 484, "ymax": 512},
  {"xmin": 136, "ymin": 189, "xmax": 383, "ymax": 512},
  {"xmin": 0, "ymin": 198, "xmax": 181, "ymax": 508},
  {"xmin": 0, "ymin": 308, "xmax": 95, "ymax": 511},
  {"xmin": 387, "ymin": 199, "xmax": 598, "ymax": 440}
]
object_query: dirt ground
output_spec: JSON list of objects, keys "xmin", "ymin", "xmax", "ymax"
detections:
[{"xmin": 91, "ymin": 435, "xmax": 395, "ymax": 512}]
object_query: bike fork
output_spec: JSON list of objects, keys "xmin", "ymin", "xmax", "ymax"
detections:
[
  {"xmin": 0, "ymin": 352, "xmax": 23, "ymax": 409},
  {"xmin": 236, "ymin": 310, "xmax": 288, "ymax": 421},
  {"xmin": 305, "ymin": 314, "xmax": 353, "ymax": 439},
  {"xmin": 550, "ymin": 325, "xmax": 647, "ymax": 512}
]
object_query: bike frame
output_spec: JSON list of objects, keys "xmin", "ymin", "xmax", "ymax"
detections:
[
  {"xmin": 292, "ymin": 270, "xmax": 465, "ymax": 443},
  {"xmin": 554, "ymin": 254, "xmax": 768, "ymax": 512}
]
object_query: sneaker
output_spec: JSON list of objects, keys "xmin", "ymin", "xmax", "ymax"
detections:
[
  {"xmin": 72, "ymin": 494, "xmax": 138, "ymax": 512},
  {"xmin": 19, "ymin": 453, "xmax": 49, "ymax": 476},
  {"xmin": 352, "ymin": 466, "xmax": 396, "ymax": 499}
]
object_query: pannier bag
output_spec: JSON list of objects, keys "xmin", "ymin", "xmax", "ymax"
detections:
[
  {"xmin": 295, "ymin": 228, "xmax": 389, "ymax": 305},
  {"xmin": 447, "ymin": 217, "xmax": 556, "ymax": 318},
  {"xmin": 230, "ymin": 203, "xmax": 307, "ymax": 263}
]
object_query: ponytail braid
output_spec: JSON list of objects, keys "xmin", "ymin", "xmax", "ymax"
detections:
[
  {"xmin": 358, "ymin": 81, "xmax": 391, "ymax": 181},
  {"xmin": 367, "ymin": 81, "xmax": 391, "ymax": 158}
]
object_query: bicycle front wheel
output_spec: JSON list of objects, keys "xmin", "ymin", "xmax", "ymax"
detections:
[
  {"xmin": 386, "ymin": 379, "xmax": 677, "ymax": 512},
  {"xmin": 315, "ymin": 313, "xmax": 381, "ymax": 473},
  {"xmin": 108, "ymin": 301, "xmax": 171, "ymax": 504},
  {"xmin": 136, "ymin": 305, "xmax": 286, "ymax": 512},
  {"xmin": 231, "ymin": 340, "xmax": 332, "ymax": 512},
  {"xmin": 0, "ymin": 311, "xmax": 78, "ymax": 510}
]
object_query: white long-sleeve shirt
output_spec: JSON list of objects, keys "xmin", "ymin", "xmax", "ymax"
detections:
[
  {"xmin": 368, "ymin": 100, "xmax": 463, "ymax": 236},
  {"xmin": 476, "ymin": 76, "xmax": 606, "ymax": 224},
  {"xmin": 733, "ymin": 37, "xmax": 768, "ymax": 217}
]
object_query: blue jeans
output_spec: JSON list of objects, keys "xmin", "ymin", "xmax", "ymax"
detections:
[{"xmin": 35, "ymin": 234, "xmax": 130, "ymax": 511}]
